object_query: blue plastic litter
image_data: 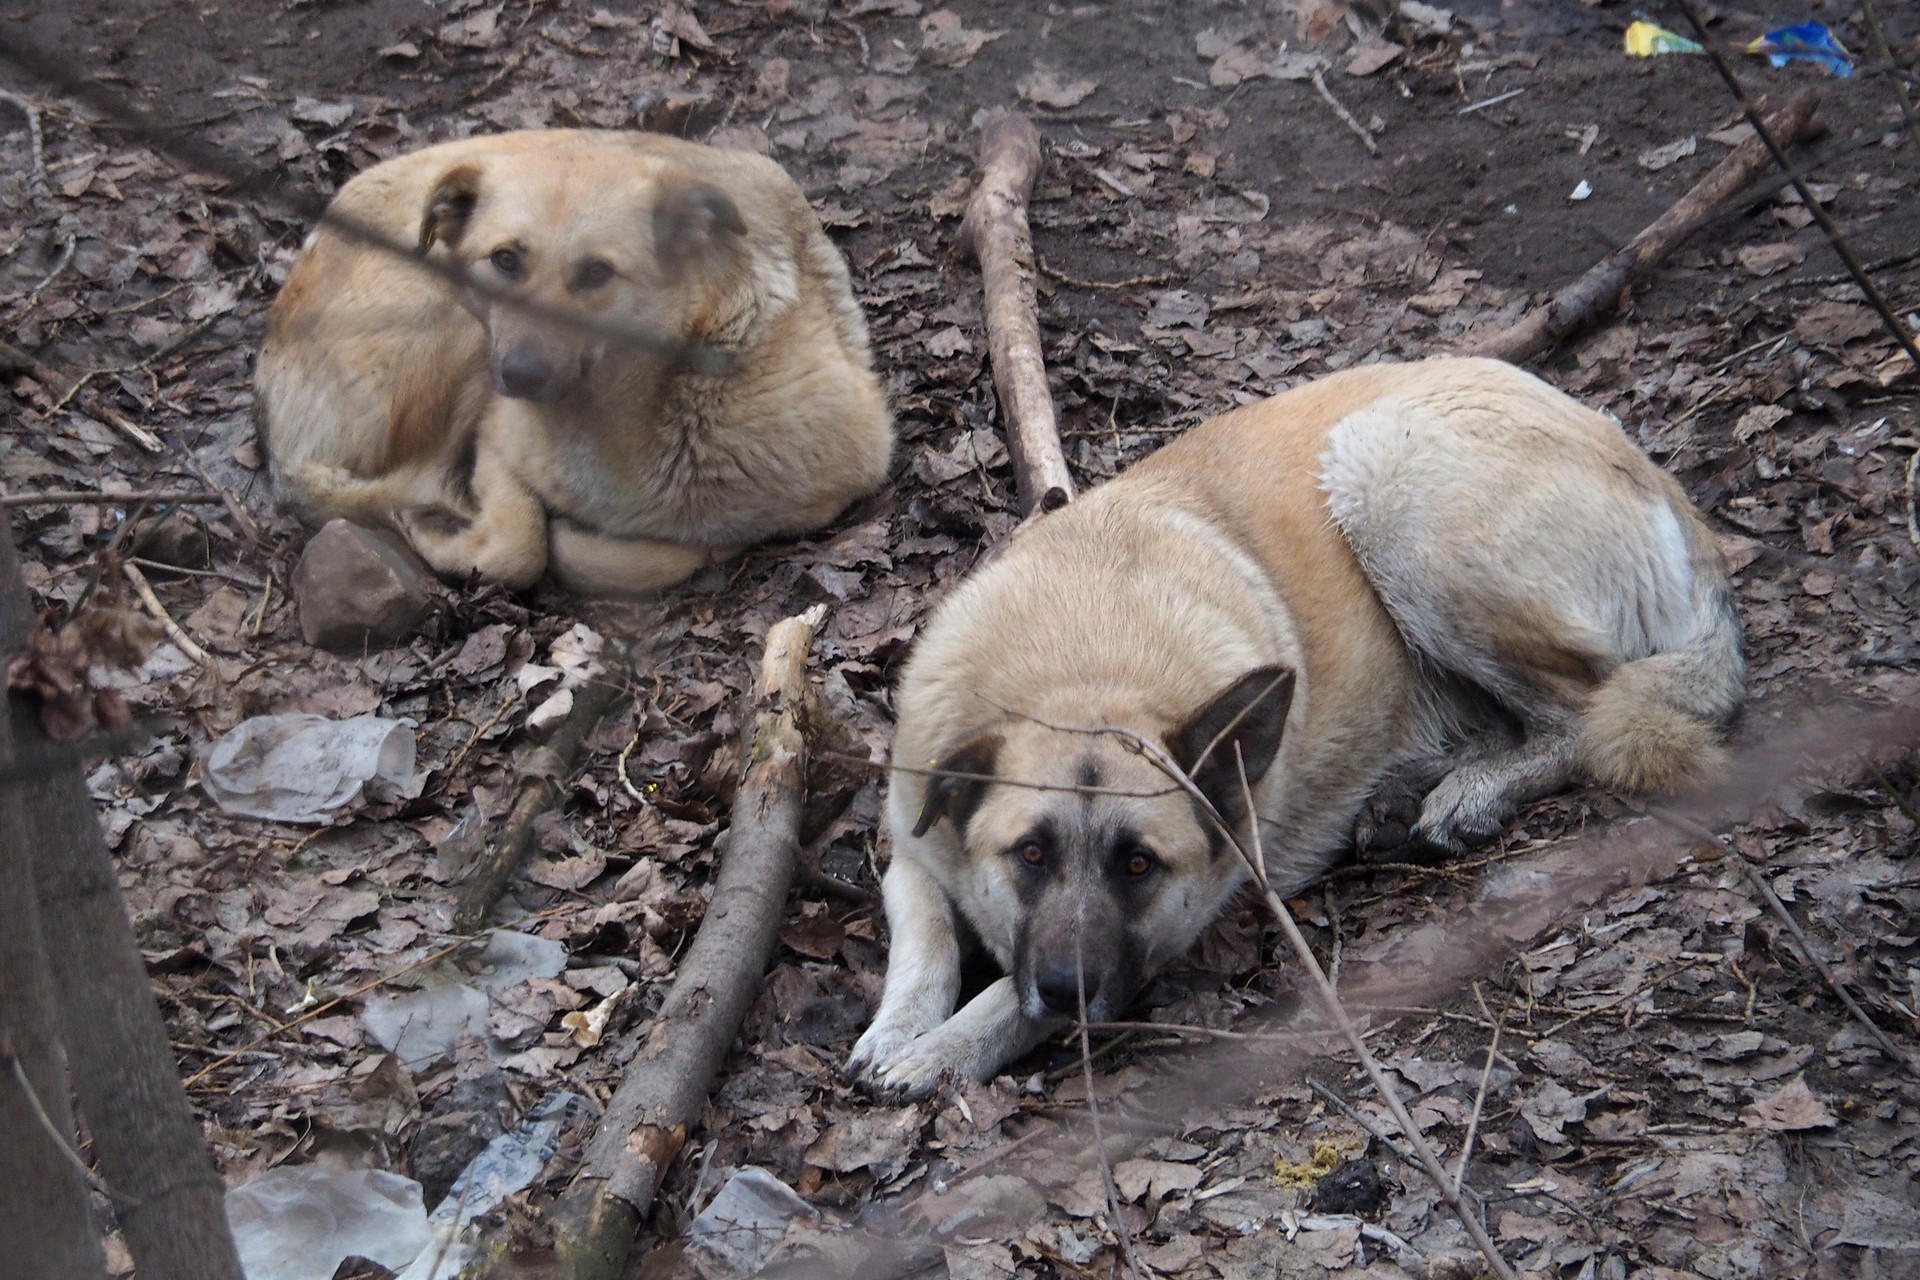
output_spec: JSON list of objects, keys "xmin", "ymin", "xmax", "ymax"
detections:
[{"xmin": 1747, "ymin": 22, "xmax": 1854, "ymax": 76}]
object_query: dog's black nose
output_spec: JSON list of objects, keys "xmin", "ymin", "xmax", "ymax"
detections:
[
  {"xmin": 1034, "ymin": 963, "xmax": 1094, "ymax": 1017},
  {"xmin": 497, "ymin": 350, "xmax": 554, "ymax": 399}
]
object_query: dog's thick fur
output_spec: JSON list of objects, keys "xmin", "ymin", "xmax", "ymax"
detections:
[
  {"xmin": 849, "ymin": 357, "xmax": 1744, "ymax": 1094},
  {"xmin": 256, "ymin": 129, "xmax": 893, "ymax": 593}
]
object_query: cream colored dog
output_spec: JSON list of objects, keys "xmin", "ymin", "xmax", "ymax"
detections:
[
  {"xmin": 256, "ymin": 129, "xmax": 893, "ymax": 593},
  {"xmin": 850, "ymin": 357, "xmax": 1744, "ymax": 1094}
]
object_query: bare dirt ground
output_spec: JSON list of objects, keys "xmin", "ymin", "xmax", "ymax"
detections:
[{"xmin": 2, "ymin": 0, "xmax": 1918, "ymax": 1276}]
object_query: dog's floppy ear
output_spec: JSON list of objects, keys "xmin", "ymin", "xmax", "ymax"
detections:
[
  {"xmin": 652, "ymin": 175, "xmax": 748, "ymax": 278},
  {"xmin": 911, "ymin": 732, "xmax": 1003, "ymax": 839},
  {"xmin": 418, "ymin": 165, "xmax": 482, "ymax": 254},
  {"xmin": 1169, "ymin": 666, "xmax": 1295, "ymax": 823}
]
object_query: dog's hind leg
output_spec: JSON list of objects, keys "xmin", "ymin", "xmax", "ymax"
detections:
[
  {"xmin": 1320, "ymin": 383, "xmax": 1742, "ymax": 851},
  {"xmin": 546, "ymin": 521, "xmax": 731, "ymax": 595}
]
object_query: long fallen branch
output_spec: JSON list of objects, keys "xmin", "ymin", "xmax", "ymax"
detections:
[
  {"xmin": 1461, "ymin": 89, "xmax": 1822, "ymax": 364},
  {"xmin": 546, "ymin": 605, "xmax": 827, "ymax": 1280},
  {"xmin": 452, "ymin": 678, "xmax": 623, "ymax": 932},
  {"xmin": 958, "ymin": 111, "xmax": 1074, "ymax": 518}
]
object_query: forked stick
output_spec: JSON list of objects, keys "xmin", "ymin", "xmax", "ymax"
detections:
[
  {"xmin": 1461, "ymin": 90, "xmax": 1822, "ymax": 364},
  {"xmin": 958, "ymin": 111, "xmax": 1074, "ymax": 517}
]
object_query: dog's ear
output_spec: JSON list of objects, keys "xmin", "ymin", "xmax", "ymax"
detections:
[
  {"xmin": 652, "ymin": 176, "xmax": 748, "ymax": 278},
  {"xmin": 418, "ymin": 165, "xmax": 483, "ymax": 254},
  {"xmin": 911, "ymin": 732, "xmax": 1003, "ymax": 839},
  {"xmin": 1169, "ymin": 666, "xmax": 1294, "ymax": 822}
]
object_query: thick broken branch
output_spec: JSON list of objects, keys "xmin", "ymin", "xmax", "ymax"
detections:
[
  {"xmin": 958, "ymin": 112, "xmax": 1073, "ymax": 517},
  {"xmin": 453, "ymin": 679, "xmax": 624, "ymax": 932},
  {"xmin": 548, "ymin": 605, "xmax": 827, "ymax": 1280},
  {"xmin": 1461, "ymin": 90, "xmax": 1822, "ymax": 364}
]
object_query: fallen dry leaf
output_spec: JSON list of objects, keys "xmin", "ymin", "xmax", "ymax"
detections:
[
  {"xmin": 1017, "ymin": 65, "xmax": 1098, "ymax": 110},
  {"xmin": 1739, "ymin": 1075, "xmax": 1837, "ymax": 1131},
  {"xmin": 919, "ymin": 9, "xmax": 1005, "ymax": 68}
]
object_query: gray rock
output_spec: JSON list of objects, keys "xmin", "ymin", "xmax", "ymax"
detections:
[{"xmin": 293, "ymin": 519, "xmax": 437, "ymax": 652}]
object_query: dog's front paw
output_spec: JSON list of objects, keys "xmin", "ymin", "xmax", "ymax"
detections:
[{"xmin": 849, "ymin": 1026, "xmax": 970, "ymax": 1099}]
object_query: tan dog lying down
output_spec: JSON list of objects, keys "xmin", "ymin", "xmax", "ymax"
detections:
[
  {"xmin": 850, "ymin": 357, "xmax": 1744, "ymax": 1095},
  {"xmin": 256, "ymin": 129, "xmax": 893, "ymax": 593}
]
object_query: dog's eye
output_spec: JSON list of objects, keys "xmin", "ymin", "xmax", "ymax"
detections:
[
  {"xmin": 575, "ymin": 260, "xmax": 615, "ymax": 290},
  {"xmin": 490, "ymin": 247, "xmax": 523, "ymax": 277},
  {"xmin": 1124, "ymin": 850, "xmax": 1157, "ymax": 877},
  {"xmin": 1016, "ymin": 841, "xmax": 1044, "ymax": 867}
]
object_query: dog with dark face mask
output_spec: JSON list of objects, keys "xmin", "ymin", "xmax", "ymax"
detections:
[
  {"xmin": 849, "ymin": 357, "xmax": 1744, "ymax": 1095},
  {"xmin": 256, "ymin": 129, "xmax": 892, "ymax": 593}
]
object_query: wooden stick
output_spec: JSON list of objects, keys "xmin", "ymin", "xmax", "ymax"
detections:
[
  {"xmin": 1, "ymin": 490, "xmax": 226, "ymax": 510},
  {"xmin": 451, "ymin": 678, "xmax": 623, "ymax": 933},
  {"xmin": 1675, "ymin": 1, "xmax": 1920, "ymax": 374},
  {"xmin": 957, "ymin": 112, "xmax": 1074, "ymax": 517},
  {"xmin": 0, "ymin": 340, "xmax": 165, "ymax": 454},
  {"xmin": 121, "ymin": 560, "xmax": 215, "ymax": 669},
  {"xmin": 1460, "ymin": 90, "xmax": 1822, "ymax": 364},
  {"xmin": 546, "ymin": 605, "xmax": 826, "ymax": 1280}
]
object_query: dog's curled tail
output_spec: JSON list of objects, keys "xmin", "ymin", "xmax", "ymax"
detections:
[{"xmin": 1576, "ymin": 594, "xmax": 1745, "ymax": 794}]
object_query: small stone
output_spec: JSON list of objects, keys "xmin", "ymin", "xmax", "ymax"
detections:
[
  {"xmin": 132, "ymin": 512, "xmax": 211, "ymax": 571},
  {"xmin": 1311, "ymin": 1158, "xmax": 1385, "ymax": 1215},
  {"xmin": 293, "ymin": 519, "xmax": 438, "ymax": 652}
]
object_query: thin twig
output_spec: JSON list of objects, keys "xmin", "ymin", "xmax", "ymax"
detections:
[
  {"xmin": 1310, "ymin": 67, "xmax": 1378, "ymax": 157},
  {"xmin": 821, "ymin": 748, "xmax": 1183, "ymax": 802},
  {"xmin": 1, "ymin": 490, "xmax": 226, "ymax": 510},
  {"xmin": 1858, "ymin": 0, "xmax": 1920, "ymax": 154},
  {"xmin": 1235, "ymin": 744, "xmax": 1516, "ymax": 1277},
  {"xmin": 122, "ymin": 560, "xmax": 215, "ymax": 669},
  {"xmin": 617, "ymin": 728, "xmax": 647, "ymax": 804},
  {"xmin": 4, "ymin": 1050, "xmax": 136, "ymax": 1205},
  {"xmin": 1306, "ymin": 1077, "xmax": 1418, "ymax": 1169},
  {"xmin": 1453, "ymin": 984, "xmax": 1503, "ymax": 1196},
  {"xmin": 13, "ymin": 232, "xmax": 74, "ymax": 311},
  {"xmin": 1036, "ymin": 255, "xmax": 1178, "ymax": 291},
  {"xmin": 1075, "ymin": 931, "xmax": 1146, "ymax": 1280},
  {"xmin": 0, "ymin": 89, "xmax": 45, "ymax": 188},
  {"xmin": 1676, "ymin": 0, "xmax": 1920, "ymax": 373},
  {"xmin": 1532, "ymin": 958, "xmax": 1704, "ymax": 1041},
  {"xmin": 1651, "ymin": 807, "xmax": 1918, "ymax": 1075},
  {"xmin": 1904, "ymin": 446, "xmax": 1918, "ymax": 552},
  {"xmin": 183, "ymin": 934, "xmax": 487, "ymax": 1087},
  {"xmin": 1082, "ymin": 1018, "xmax": 1345, "ymax": 1045}
]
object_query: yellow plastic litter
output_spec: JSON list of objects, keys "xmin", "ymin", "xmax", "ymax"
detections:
[
  {"xmin": 1624, "ymin": 20, "xmax": 1703, "ymax": 57},
  {"xmin": 1273, "ymin": 1138, "xmax": 1351, "ymax": 1189}
]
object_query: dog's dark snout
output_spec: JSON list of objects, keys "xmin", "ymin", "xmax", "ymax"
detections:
[
  {"xmin": 497, "ymin": 349, "xmax": 555, "ymax": 399},
  {"xmin": 1034, "ymin": 962, "xmax": 1093, "ymax": 1017}
]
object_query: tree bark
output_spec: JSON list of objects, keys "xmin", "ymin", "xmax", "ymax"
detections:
[
  {"xmin": 0, "ymin": 511, "xmax": 107, "ymax": 1280},
  {"xmin": 1460, "ymin": 90, "xmax": 1823, "ymax": 364},
  {"xmin": 7, "ymin": 523, "xmax": 244, "ymax": 1277},
  {"xmin": 958, "ymin": 111, "xmax": 1074, "ymax": 518},
  {"xmin": 546, "ymin": 606, "xmax": 827, "ymax": 1280}
]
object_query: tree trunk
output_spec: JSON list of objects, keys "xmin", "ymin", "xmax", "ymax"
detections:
[{"xmin": 0, "ymin": 513, "xmax": 107, "ymax": 1280}]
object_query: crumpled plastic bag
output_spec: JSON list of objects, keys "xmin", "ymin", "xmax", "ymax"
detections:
[
  {"xmin": 397, "ymin": 1091, "xmax": 584, "ymax": 1280},
  {"xmin": 201, "ymin": 713, "xmax": 422, "ymax": 824},
  {"xmin": 226, "ymin": 1165, "xmax": 431, "ymax": 1280}
]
